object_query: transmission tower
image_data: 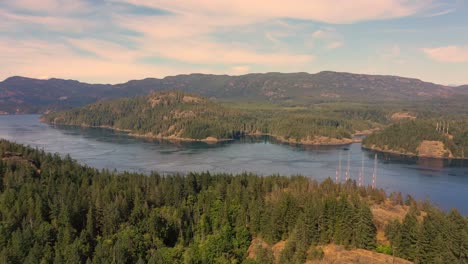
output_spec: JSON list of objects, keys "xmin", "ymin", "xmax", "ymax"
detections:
[
  {"xmin": 372, "ymin": 154, "xmax": 377, "ymax": 189},
  {"xmin": 359, "ymin": 155, "xmax": 364, "ymax": 187},
  {"xmin": 336, "ymin": 151, "xmax": 342, "ymax": 184},
  {"xmin": 345, "ymin": 151, "xmax": 351, "ymax": 181}
]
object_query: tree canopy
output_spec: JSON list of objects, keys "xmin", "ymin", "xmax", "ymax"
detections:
[
  {"xmin": 1, "ymin": 139, "xmax": 466, "ymax": 263},
  {"xmin": 363, "ymin": 120, "xmax": 468, "ymax": 158}
]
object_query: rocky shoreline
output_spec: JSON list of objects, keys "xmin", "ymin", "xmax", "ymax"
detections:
[
  {"xmin": 269, "ymin": 135, "xmax": 354, "ymax": 146},
  {"xmin": 361, "ymin": 145, "xmax": 467, "ymax": 160}
]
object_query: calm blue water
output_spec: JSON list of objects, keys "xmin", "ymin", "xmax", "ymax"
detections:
[{"xmin": 1, "ymin": 115, "xmax": 467, "ymax": 214}]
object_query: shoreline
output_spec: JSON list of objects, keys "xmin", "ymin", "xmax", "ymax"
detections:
[
  {"xmin": 128, "ymin": 132, "xmax": 234, "ymax": 143},
  {"xmin": 42, "ymin": 119, "xmax": 355, "ymax": 146},
  {"xmin": 361, "ymin": 145, "xmax": 467, "ymax": 160},
  {"xmin": 42, "ymin": 119, "xmax": 234, "ymax": 143},
  {"xmin": 266, "ymin": 134, "xmax": 355, "ymax": 146}
]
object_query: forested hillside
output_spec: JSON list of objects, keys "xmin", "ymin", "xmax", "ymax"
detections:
[
  {"xmin": 1, "ymin": 71, "xmax": 465, "ymax": 114},
  {"xmin": 362, "ymin": 120, "xmax": 468, "ymax": 158},
  {"xmin": 0, "ymin": 140, "xmax": 466, "ymax": 263},
  {"xmin": 42, "ymin": 91, "xmax": 359, "ymax": 144}
]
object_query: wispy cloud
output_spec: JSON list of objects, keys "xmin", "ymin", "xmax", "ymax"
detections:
[
  {"xmin": 113, "ymin": 13, "xmax": 314, "ymax": 65},
  {"xmin": 0, "ymin": 9, "xmax": 93, "ymax": 32},
  {"xmin": 312, "ymin": 29, "xmax": 336, "ymax": 39},
  {"xmin": 425, "ymin": 8, "xmax": 456, "ymax": 17},
  {"xmin": 422, "ymin": 45, "xmax": 468, "ymax": 63},
  {"xmin": 327, "ymin": 41, "xmax": 344, "ymax": 50},
  {"xmin": 0, "ymin": 38, "xmax": 214, "ymax": 82},
  {"xmin": 311, "ymin": 28, "xmax": 344, "ymax": 50},
  {"xmin": 0, "ymin": 0, "xmax": 465, "ymax": 84},
  {"xmin": 129, "ymin": 0, "xmax": 432, "ymax": 24},
  {"xmin": 2, "ymin": 0, "xmax": 89, "ymax": 14}
]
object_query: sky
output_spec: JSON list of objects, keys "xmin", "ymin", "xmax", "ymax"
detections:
[{"xmin": 1, "ymin": 0, "xmax": 467, "ymax": 85}]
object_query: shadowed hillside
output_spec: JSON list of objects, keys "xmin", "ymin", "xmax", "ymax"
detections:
[{"xmin": 1, "ymin": 71, "xmax": 465, "ymax": 114}]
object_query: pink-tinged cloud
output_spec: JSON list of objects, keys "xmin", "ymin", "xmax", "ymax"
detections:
[
  {"xmin": 231, "ymin": 66, "xmax": 251, "ymax": 75},
  {"xmin": 0, "ymin": 36, "xmax": 311, "ymax": 83},
  {"xmin": 0, "ymin": 39, "xmax": 215, "ymax": 83},
  {"xmin": 151, "ymin": 41, "xmax": 314, "ymax": 65},
  {"xmin": 2, "ymin": 0, "xmax": 462, "ymax": 85},
  {"xmin": 327, "ymin": 42, "xmax": 343, "ymax": 50},
  {"xmin": 130, "ymin": 0, "xmax": 431, "ymax": 24},
  {"xmin": 422, "ymin": 46, "xmax": 468, "ymax": 63},
  {"xmin": 311, "ymin": 28, "xmax": 343, "ymax": 49},
  {"xmin": 312, "ymin": 29, "xmax": 337, "ymax": 39},
  {"xmin": 111, "ymin": 14, "xmax": 315, "ymax": 65}
]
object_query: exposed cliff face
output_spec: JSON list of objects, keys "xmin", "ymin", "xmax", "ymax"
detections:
[{"xmin": 416, "ymin": 140, "xmax": 453, "ymax": 158}]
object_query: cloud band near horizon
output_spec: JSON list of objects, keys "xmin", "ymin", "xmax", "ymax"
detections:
[{"xmin": 0, "ymin": 0, "xmax": 467, "ymax": 85}]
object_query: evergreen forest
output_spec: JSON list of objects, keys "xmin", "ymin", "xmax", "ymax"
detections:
[
  {"xmin": 363, "ymin": 120, "xmax": 468, "ymax": 158},
  {"xmin": 42, "ymin": 91, "xmax": 383, "ymax": 143},
  {"xmin": 0, "ymin": 140, "xmax": 466, "ymax": 263}
]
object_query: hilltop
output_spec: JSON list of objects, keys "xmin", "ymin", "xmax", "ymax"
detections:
[
  {"xmin": 1, "ymin": 71, "xmax": 466, "ymax": 114},
  {"xmin": 455, "ymin": 84, "xmax": 468, "ymax": 94}
]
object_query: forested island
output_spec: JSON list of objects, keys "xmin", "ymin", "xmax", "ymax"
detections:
[
  {"xmin": 0, "ymin": 139, "xmax": 466, "ymax": 263},
  {"xmin": 362, "ymin": 120, "xmax": 468, "ymax": 159},
  {"xmin": 41, "ymin": 90, "xmax": 468, "ymax": 158},
  {"xmin": 42, "ymin": 91, "xmax": 366, "ymax": 145}
]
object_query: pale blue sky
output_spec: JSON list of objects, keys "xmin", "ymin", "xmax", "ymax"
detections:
[{"xmin": 1, "ymin": 0, "xmax": 467, "ymax": 85}]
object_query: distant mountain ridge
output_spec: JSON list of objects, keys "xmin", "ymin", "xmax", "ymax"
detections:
[
  {"xmin": 455, "ymin": 84, "xmax": 468, "ymax": 94},
  {"xmin": 0, "ymin": 71, "xmax": 465, "ymax": 114}
]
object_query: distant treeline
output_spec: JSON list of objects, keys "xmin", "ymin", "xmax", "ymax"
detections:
[{"xmin": 0, "ymin": 139, "xmax": 466, "ymax": 263}]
